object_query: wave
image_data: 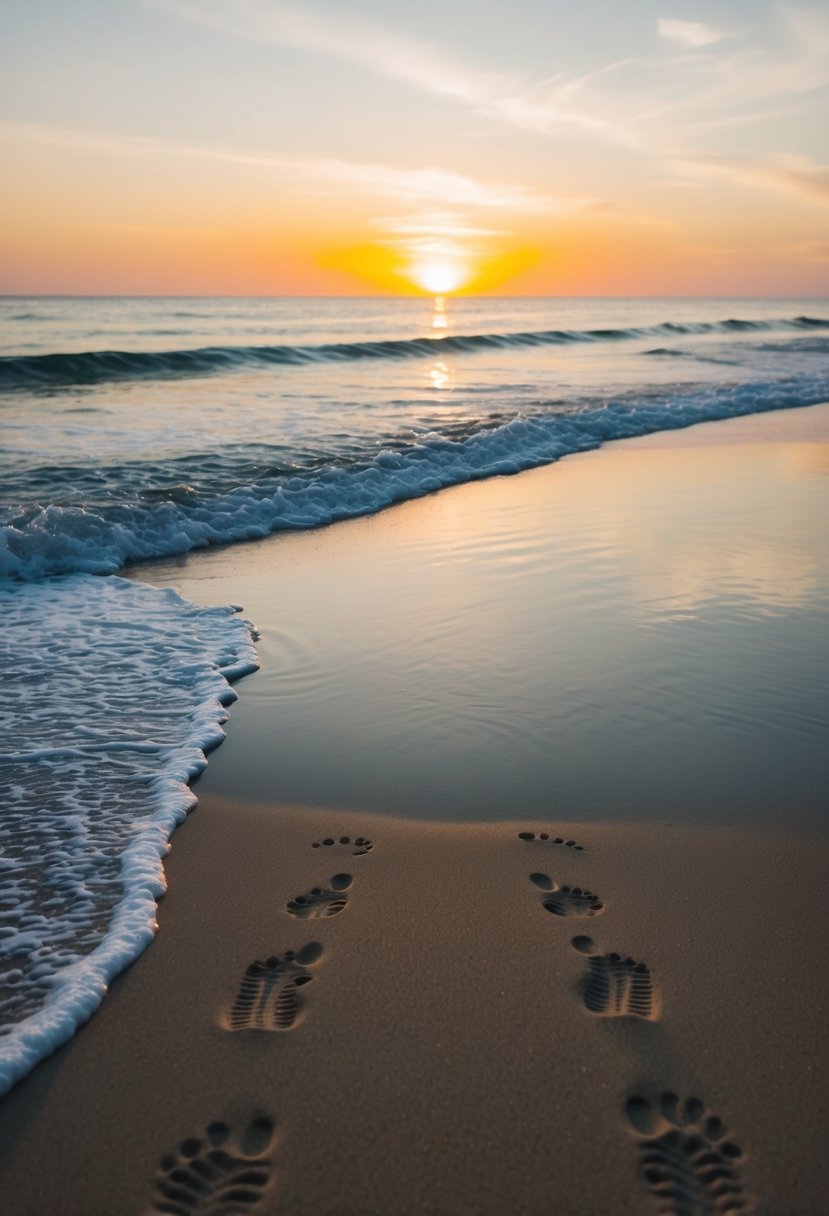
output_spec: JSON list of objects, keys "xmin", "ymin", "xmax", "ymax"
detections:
[
  {"xmin": 1, "ymin": 315, "xmax": 826, "ymax": 389},
  {"xmin": 3, "ymin": 376, "xmax": 827, "ymax": 581},
  {"xmin": 0, "ymin": 575, "xmax": 258, "ymax": 1095}
]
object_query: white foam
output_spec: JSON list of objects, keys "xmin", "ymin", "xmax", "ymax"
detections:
[
  {"xmin": 2, "ymin": 377, "xmax": 828, "ymax": 582},
  {"xmin": 0, "ymin": 574, "xmax": 258, "ymax": 1096}
]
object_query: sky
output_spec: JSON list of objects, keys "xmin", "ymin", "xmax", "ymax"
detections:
[{"xmin": 1, "ymin": 0, "xmax": 828, "ymax": 295}]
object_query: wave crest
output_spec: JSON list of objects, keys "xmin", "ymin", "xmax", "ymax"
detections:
[
  {"xmin": 1, "ymin": 315, "xmax": 826, "ymax": 389},
  {"xmin": 3, "ymin": 377, "xmax": 827, "ymax": 580}
]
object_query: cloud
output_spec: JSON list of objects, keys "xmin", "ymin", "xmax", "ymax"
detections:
[
  {"xmin": 149, "ymin": 0, "xmax": 646, "ymax": 146},
  {"xmin": 150, "ymin": 0, "xmax": 829, "ymax": 173},
  {"xmin": 658, "ymin": 19, "xmax": 727, "ymax": 48},
  {"xmin": 19, "ymin": 3, "xmax": 829, "ymax": 222},
  {"xmin": 151, "ymin": 0, "xmax": 508, "ymax": 105},
  {"xmin": 763, "ymin": 157, "xmax": 829, "ymax": 202},
  {"xmin": 313, "ymin": 161, "xmax": 552, "ymax": 211},
  {"xmin": 0, "ymin": 119, "xmax": 565, "ymax": 213},
  {"xmin": 678, "ymin": 152, "xmax": 829, "ymax": 204},
  {"xmin": 773, "ymin": 239, "xmax": 829, "ymax": 260},
  {"xmin": 376, "ymin": 217, "xmax": 511, "ymax": 239},
  {"xmin": 681, "ymin": 6, "xmax": 829, "ymax": 112}
]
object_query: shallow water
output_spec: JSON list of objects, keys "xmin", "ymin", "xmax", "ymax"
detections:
[{"xmin": 141, "ymin": 417, "xmax": 829, "ymax": 826}]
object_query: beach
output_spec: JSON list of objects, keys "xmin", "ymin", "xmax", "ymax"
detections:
[
  {"xmin": 5, "ymin": 0, "xmax": 829, "ymax": 1203},
  {"xmin": 1, "ymin": 403, "xmax": 827, "ymax": 1214}
]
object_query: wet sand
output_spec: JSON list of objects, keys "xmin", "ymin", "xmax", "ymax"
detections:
[{"xmin": 1, "ymin": 406, "xmax": 828, "ymax": 1214}]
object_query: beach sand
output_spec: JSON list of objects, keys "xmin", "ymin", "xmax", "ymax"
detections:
[{"xmin": 1, "ymin": 407, "xmax": 828, "ymax": 1214}]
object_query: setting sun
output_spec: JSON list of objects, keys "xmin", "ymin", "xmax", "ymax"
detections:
[{"xmin": 408, "ymin": 259, "xmax": 469, "ymax": 295}]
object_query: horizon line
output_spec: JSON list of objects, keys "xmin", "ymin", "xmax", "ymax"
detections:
[{"xmin": 2, "ymin": 292, "xmax": 828, "ymax": 301}]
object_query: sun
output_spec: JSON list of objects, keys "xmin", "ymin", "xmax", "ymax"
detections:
[{"xmin": 408, "ymin": 258, "xmax": 469, "ymax": 295}]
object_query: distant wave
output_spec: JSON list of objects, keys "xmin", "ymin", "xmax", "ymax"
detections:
[
  {"xmin": 3, "ymin": 375, "xmax": 827, "ymax": 580},
  {"xmin": 1, "ymin": 315, "xmax": 826, "ymax": 389}
]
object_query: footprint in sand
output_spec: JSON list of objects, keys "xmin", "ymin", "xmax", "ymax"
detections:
[
  {"xmin": 518, "ymin": 831, "xmax": 585, "ymax": 851},
  {"xmin": 626, "ymin": 1093, "xmax": 748, "ymax": 1215},
  {"xmin": 311, "ymin": 834, "xmax": 373, "ymax": 856},
  {"xmin": 530, "ymin": 872, "xmax": 604, "ymax": 917},
  {"xmin": 287, "ymin": 873, "xmax": 352, "ymax": 919},
  {"xmin": 149, "ymin": 1115, "xmax": 276, "ymax": 1214},
  {"xmin": 572, "ymin": 936, "xmax": 657, "ymax": 1019},
  {"xmin": 226, "ymin": 943, "xmax": 324, "ymax": 1032}
]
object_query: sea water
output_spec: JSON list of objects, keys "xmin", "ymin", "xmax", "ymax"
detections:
[{"xmin": 1, "ymin": 295, "xmax": 827, "ymax": 1092}]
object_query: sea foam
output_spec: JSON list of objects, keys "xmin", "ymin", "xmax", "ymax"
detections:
[
  {"xmin": 2, "ymin": 374, "xmax": 828, "ymax": 582},
  {"xmin": 0, "ymin": 575, "xmax": 258, "ymax": 1096}
]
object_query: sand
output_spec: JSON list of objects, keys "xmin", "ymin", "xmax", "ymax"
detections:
[{"xmin": 1, "ymin": 407, "xmax": 828, "ymax": 1214}]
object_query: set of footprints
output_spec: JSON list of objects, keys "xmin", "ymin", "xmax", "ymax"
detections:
[
  {"xmin": 522, "ymin": 833, "xmax": 654, "ymax": 1020},
  {"xmin": 150, "ymin": 830, "xmax": 747, "ymax": 1214},
  {"xmin": 226, "ymin": 838, "xmax": 370, "ymax": 1033},
  {"xmin": 149, "ymin": 834, "xmax": 372, "ymax": 1213},
  {"xmin": 522, "ymin": 828, "xmax": 748, "ymax": 1213}
]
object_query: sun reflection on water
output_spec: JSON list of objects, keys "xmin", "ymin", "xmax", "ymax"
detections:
[
  {"xmin": 432, "ymin": 295, "xmax": 449, "ymax": 330},
  {"xmin": 430, "ymin": 360, "xmax": 451, "ymax": 391}
]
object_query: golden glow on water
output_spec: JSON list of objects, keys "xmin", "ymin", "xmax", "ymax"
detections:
[
  {"xmin": 431, "ymin": 296, "xmax": 448, "ymax": 329},
  {"xmin": 429, "ymin": 360, "xmax": 451, "ymax": 391}
]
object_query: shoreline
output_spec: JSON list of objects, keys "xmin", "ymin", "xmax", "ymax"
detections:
[
  {"xmin": 1, "ymin": 402, "xmax": 828, "ymax": 1213},
  {"xmin": 129, "ymin": 400, "xmax": 829, "ymax": 829}
]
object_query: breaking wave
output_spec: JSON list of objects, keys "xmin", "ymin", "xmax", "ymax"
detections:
[{"xmin": 4, "ymin": 374, "xmax": 828, "ymax": 581}]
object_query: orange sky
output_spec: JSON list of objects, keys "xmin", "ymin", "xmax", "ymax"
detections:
[{"xmin": 2, "ymin": 2, "xmax": 828, "ymax": 295}]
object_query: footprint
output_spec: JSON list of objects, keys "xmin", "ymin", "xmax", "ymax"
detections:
[
  {"xmin": 226, "ymin": 943, "xmax": 323, "ymax": 1032},
  {"xmin": 572, "ymin": 936, "xmax": 657, "ymax": 1019},
  {"xmin": 287, "ymin": 874, "xmax": 352, "ymax": 919},
  {"xmin": 149, "ymin": 1115, "xmax": 276, "ymax": 1214},
  {"xmin": 311, "ymin": 834, "xmax": 373, "ymax": 856},
  {"xmin": 518, "ymin": 831, "xmax": 585, "ymax": 851},
  {"xmin": 530, "ymin": 872, "xmax": 604, "ymax": 917},
  {"xmin": 626, "ymin": 1093, "xmax": 748, "ymax": 1214}
]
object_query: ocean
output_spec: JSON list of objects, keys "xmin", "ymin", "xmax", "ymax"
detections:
[{"xmin": 1, "ymin": 294, "xmax": 828, "ymax": 1093}]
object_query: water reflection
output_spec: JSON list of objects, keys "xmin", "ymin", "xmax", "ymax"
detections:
[
  {"xmin": 145, "ymin": 424, "xmax": 829, "ymax": 824},
  {"xmin": 429, "ymin": 297, "xmax": 452, "ymax": 393},
  {"xmin": 431, "ymin": 295, "xmax": 448, "ymax": 331},
  {"xmin": 430, "ymin": 360, "xmax": 451, "ymax": 391}
]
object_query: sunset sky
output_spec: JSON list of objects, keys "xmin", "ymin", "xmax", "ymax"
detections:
[{"xmin": 2, "ymin": 0, "xmax": 828, "ymax": 295}]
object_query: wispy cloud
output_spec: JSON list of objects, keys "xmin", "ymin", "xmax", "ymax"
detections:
[
  {"xmin": 658, "ymin": 19, "xmax": 727, "ymax": 48},
  {"xmin": 0, "ymin": 119, "xmax": 559, "ymax": 210},
  {"xmin": 376, "ymin": 217, "xmax": 511, "ymax": 239},
  {"xmin": 773, "ymin": 239, "xmax": 829, "ymax": 260},
  {"xmin": 315, "ymin": 162, "xmax": 554, "ymax": 211},
  {"xmin": 150, "ymin": 0, "xmax": 829, "ymax": 176},
  {"xmin": 370, "ymin": 212, "xmax": 526, "ymax": 264},
  {"xmin": 149, "ymin": 0, "xmax": 647, "ymax": 146},
  {"xmin": 151, "ymin": 0, "xmax": 508, "ymax": 105},
  {"xmin": 22, "ymin": 3, "xmax": 829, "ymax": 226},
  {"xmin": 683, "ymin": 7, "xmax": 829, "ymax": 105},
  {"xmin": 677, "ymin": 152, "xmax": 829, "ymax": 205},
  {"xmin": 2, "ymin": 117, "xmax": 604, "ymax": 279}
]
